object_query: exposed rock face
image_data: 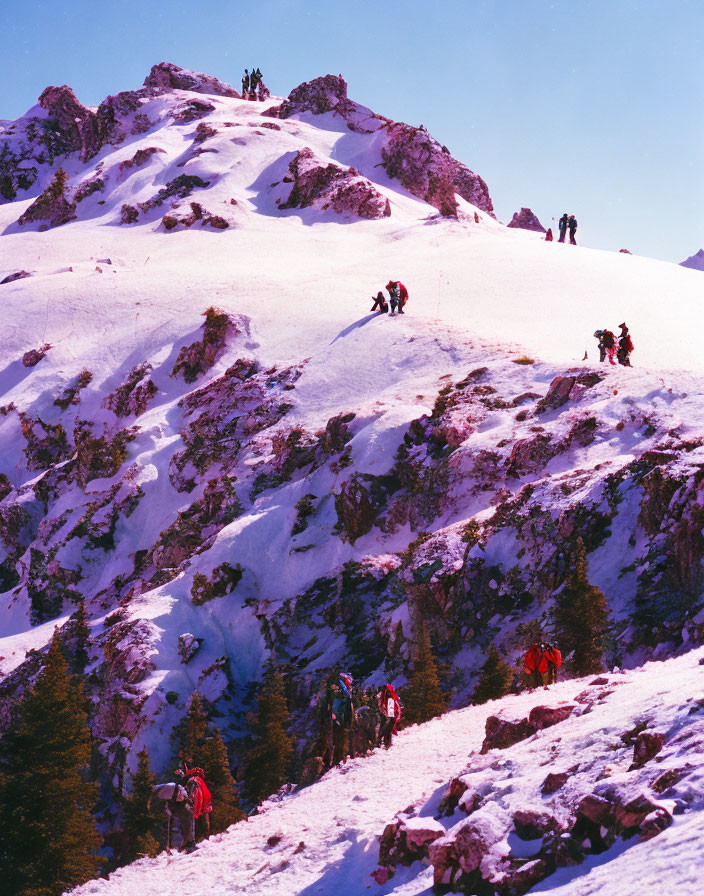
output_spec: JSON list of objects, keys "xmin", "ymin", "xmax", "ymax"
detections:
[
  {"xmin": 172, "ymin": 98, "xmax": 216, "ymax": 123},
  {"xmin": 1, "ymin": 271, "xmax": 31, "ymax": 285},
  {"xmin": 22, "ymin": 344, "xmax": 51, "ymax": 367},
  {"xmin": 162, "ymin": 202, "xmax": 229, "ymax": 231},
  {"xmin": 18, "ymin": 174, "xmax": 76, "ymax": 229},
  {"xmin": 170, "ymin": 307, "xmax": 241, "ymax": 383},
  {"xmin": 630, "ymin": 731, "xmax": 664, "ymax": 769},
  {"xmin": 143, "ymin": 62, "xmax": 240, "ymax": 98},
  {"xmin": 118, "ymin": 146, "xmax": 165, "ymax": 176},
  {"xmin": 507, "ymin": 207, "xmax": 546, "ymax": 232},
  {"xmin": 381, "ymin": 122, "xmax": 493, "ymax": 218},
  {"xmin": 279, "ymin": 148, "xmax": 390, "ymax": 219},
  {"xmin": 103, "ymin": 363, "xmax": 158, "ymax": 418},
  {"xmin": 38, "ymin": 85, "xmax": 103, "ymax": 163},
  {"xmin": 267, "ymin": 75, "xmax": 375, "ymax": 131}
]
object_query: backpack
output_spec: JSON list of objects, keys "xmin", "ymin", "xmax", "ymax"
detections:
[
  {"xmin": 397, "ymin": 282, "xmax": 408, "ymax": 302},
  {"xmin": 603, "ymin": 330, "xmax": 615, "ymax": 349}
]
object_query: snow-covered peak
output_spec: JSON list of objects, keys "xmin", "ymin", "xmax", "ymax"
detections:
[{"xmin": 680, "ymin": 248, "xmax": 704, "ymax": 271}]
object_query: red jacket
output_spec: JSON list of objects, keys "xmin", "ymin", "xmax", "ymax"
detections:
[{"xmin": 523, "ymin": 644, "xmax": 561, "ymax": 675}]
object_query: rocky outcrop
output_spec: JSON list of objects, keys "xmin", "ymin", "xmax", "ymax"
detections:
[
  {"xmin": 172, "ymin": 99, "xmax": 216, "ymax": 123},
  {"xmin": 1, "ymin": 271, "xmax": 31, "ymax": 285},
  {"xmin": 279, "ymin": 148, "xmax": 390, "ymax": 219},
  {"xmin": 143, "ymin": 62, "xmax": 240, "ymax": 98},
  {"xmin": 22, "ymin": 344, "xmax": 51, "ymax": 367},
  {"xmin": 266, "ymin": 75, "xmax": 379, "ymax": 133},
  {"xmin": 381, "ymin": 122, "xmax": 493, "ymax": 217},
  {"xmin": 170, "ymin": 307, "xmax": 240, "ymax": 383},
  {"xmin": 481, "ymin": 714, "xmax": 536, "ymax": 752},
  {"xmin": 118, "ymin": 146, "xmax": 165, "ymax": 176},
  {"xmin": 38, "ymin": 85, "xmax": 103, "ymax": 163},
  {"xmin": 103, "ymin": 363, "xmax": 158, "ymax": 418},
  {"xmin": 630, "ymin": 731, "xmax": 664, "ymax": 769},
  {"xmin": 507, "ymin": 207, "xmax": 546, "ymax": 232},
  {"xmin": 162, "ymin": 202, "xmax": 229, "ymax": 231},
  {"xmin": 18, "ymin": 171, "xmax": 76, "ymax": 229}
]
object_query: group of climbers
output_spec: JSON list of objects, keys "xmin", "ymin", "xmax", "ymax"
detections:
[
  {"xmin": 241, "ymin": 67, "xmax": 267, "ymax": 101},
  {"xmin": 370, "ymin": 280, "xmax": 409, "ymax": 316},
  {"xmin": 523, "ymin": 641, "xmax": 562, "ymax": 689},
  {"xmin": 319, "ymin": 673, "xmax": 402, "ymax": 769},
  {"xmin": 594, "ymin": 322, "xmax": 633, "ymax": 366}
]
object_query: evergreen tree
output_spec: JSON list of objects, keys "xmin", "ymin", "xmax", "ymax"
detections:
[
  {"xmin": 243, "ymin": 665, "xmax": 294, "ymax": 805},
  {"xmin": 176, "ymin": 691, "xmax": 209, "ymax": 766},
  {"xmin": 200, "ymin": 727, "xmax": 244, "ymax": 832},
  {"xmin": 121, "ymin": 747, "xmax": 159, "ymax": 862},
  {"xmin": 472, "ymin": 643, "xmax": 514, "ymax": 704},
  {"xmin": 0, "ymin": 634, "xmax": 104, "ymax": 896},
  {"xmin": 49, "ymin": 167, "xmax": 68, "ymax": 199},
  {"xmin": 402, "ymin": 621, "xmax": 447, "ymax": 725},
  {"xmin": 552, "ymin": 538, "xmax": 611, "ymax": 675},
  {"xmin": 71, "ymin": 598, "xmax": 90, "ymax": 672}
]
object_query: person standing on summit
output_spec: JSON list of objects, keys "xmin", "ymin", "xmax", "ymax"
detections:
[
  {"xmin": 241, "ymin": 69, "xmax": 250, "ymax": 98},
  {"xmin": 558, "ymin": 213, "xmax": 569, "ymax": 243},
  {"xmin": 568, "ymin": 215, "xmax": 578, "ymax": 245}
]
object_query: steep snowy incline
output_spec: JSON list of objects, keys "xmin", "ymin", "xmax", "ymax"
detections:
[{"xmin": 69, "ymin": 647, "xmax": 704, "ymax": 896}]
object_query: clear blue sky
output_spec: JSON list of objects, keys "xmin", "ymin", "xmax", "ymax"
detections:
[{"xmin": 3, "ymin": 0, "xmax": 702, "ymax": 262}]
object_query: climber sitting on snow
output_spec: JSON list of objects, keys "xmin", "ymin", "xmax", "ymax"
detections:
[
  {"xmin": 523, "ymin": 642, "xmax": 561, "ymax": 690},
  {"xmin": 376, "ymin": 683, "xmax": 402, "ymax": 749},
  {"xmin": 370, "ymin": 290, "xmax": 388, "ymax": 313}
]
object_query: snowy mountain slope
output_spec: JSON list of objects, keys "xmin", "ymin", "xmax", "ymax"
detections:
[
  {"xmin": 1, "ymin": 63, "xmax": 704, "ymax": 882},
  {"xmin": 680, "ymin": 249, "xmax": 704, "ymax": 271},
  {"xmin": 68, "ymin": 648, "xmax": 704, "ymax": 896}
]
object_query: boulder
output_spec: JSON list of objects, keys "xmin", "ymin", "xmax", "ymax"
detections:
[
  {"xmin": 512, "ymin": 809, "xmax": 560, "ymax": 840},
  {"xmin": 378, "ymin": 816, "xmax": 444, "ymax": 871},
  {"xmin": 279, "ymin": 148, "xmax": 390, "ymax": 219},
  {"xmin": 535, "ymin": 376, "xmax": 577, "ymax": 414},
  {"xmin": 506, "ymin": 433, "xmax": 555, "ymax": 477},
  {"xmin": 481, "ymin": 715, "xmax": 536, "ymax": 752},
  {"xmin": 630, "ymin": 731, "xmax": 664, "ymax": 769},
  {"xmin": 177, "ymin": 632, "xmax": 203, "ymax": 663},
  {"xmin": 143, "ymin": 62, "xmax": 240, "ymax": 97},
  {"xmin": 541, "ymin": 771, "xmax": 571, "ymax": 795},
  {"xmin": 1, "ymin": 270, "xmax": 31, "ymax": 285},
  {"xmin": 437, "ymin": 776, "xmax": 469, "ymax": 817},
  {"xmin": 575, "ymin": 794, "xmax": 615, "ymax": 827},
  {"xmin": 507, "ymin": 207, "xmax": 546, "ymax": 233},
  {"xmin": 528, "ymin": 703, "xmax": 576, "ymax": 731}
]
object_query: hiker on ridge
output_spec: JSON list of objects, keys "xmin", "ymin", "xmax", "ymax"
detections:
[
  {"xmin": 241, "ymin": 69, "xmax": 250, "ymax": 98},
  {"xmin": 376, "ymin": 683, "xmax": 402, "ymax": 749},
  {"xmin": 568, "ymin": 215, "xmax": 578, "ymax": 245},
  {"xmin": 558, "ymin": 213, "xmax": 569, "ymax": 243},
  {"xmin": 617, "ymin": 322, "xmax": 633, "ymax": 366},
  {"xmin": 523, "ymin": 641, "xmax": 561, "ymax": 690}
]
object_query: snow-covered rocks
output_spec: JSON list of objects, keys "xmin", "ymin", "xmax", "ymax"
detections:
[
  {"xmin": 507, "ymin": 207, "xmax": 546, "ymax": 232},
  {"xmin": 1, "ymin": 270, "xmax": 31, "ymax": 285},
  {"xmin": 279, "ymin": 148, "xmax": 391, "ymax": 219}
]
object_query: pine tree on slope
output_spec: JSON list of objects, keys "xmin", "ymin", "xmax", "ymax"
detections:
[
  {"xmin": 121, "ymin": 747, "xmax": 159, "ymax": 862},
  {"xmin": 71, "ymin": 598, "xmax": 90, "ymax": 672},
  {"xmin": 244, "ymin": 665, "xmax": 294, "ymax": 805},
  {"xmin": 200, "ymin": 727, "xmax": 245, "ymax": 832},
  {"xmin": 552, "ymin": 537, "xmax": 611, "ymax": 675},
  {"xmin": 0, "ymin": 634, "xmax": 103, "ymax": 896},
  {"xmin": 402, "ymin": 621, "xmax": 447, "ymax": 725},
  {"xmin": 472, "ymin": 643, "xmax": 514, "ymax": 704}
]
